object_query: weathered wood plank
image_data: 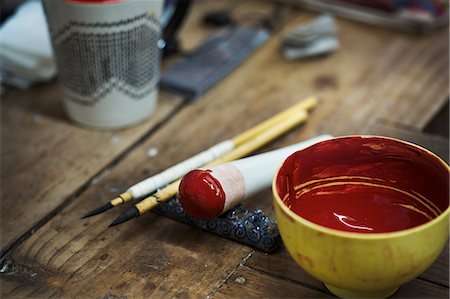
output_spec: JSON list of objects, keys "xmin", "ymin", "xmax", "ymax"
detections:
[
  {"xmin": 0, "ymin": 0, "xmax": 244, "ymax": 253},
  {"xmin": 210, "ymin": 265, "xmax": 330, "ymax": 298},
  {"xmin": 424, "ymin": 100, "xmax": 449, "ymax": 138},
  {"xmin": 244, "ymin": 246, "xmax": 324, "ymax": 290},
  {"xmin": 307, "ymin": 25, "xmax": 449, "ymax": 136},
  {"xmin": 370, "ymin": 122, "xmax": 449, "ymax": 162},
  {"xmin": 230, "ymin": 17, "xmax": 449, "ymax": 140},
  {"xmin": 1, "ymin": 93, "xmax": 265, "ymax": 296},
  {"xmin": 2, "ymin": 213, "xmax": 253, "ymax": 298},
  {"xmin": 1, "ymin": 2, "xmax": 449, "ymax": 298},
  {"xmin": 212, "ymin": 265, "xmax": 449, "ymax": 298},
  {"xmin": 0, "ymin": 84, "xmax": 182, "ymax": 252},
  {"xmin": 392, "ymin": 279, "xmax": 449, "ymax": 298}
]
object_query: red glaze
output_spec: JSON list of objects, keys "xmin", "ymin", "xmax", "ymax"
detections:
[
  {"xmin": 179, "ymin": 170, "xmax": 225, "ymax": 219},
  {"xmin": 276, "ymin": 136, "xmax": 449, "ymax": 233}
]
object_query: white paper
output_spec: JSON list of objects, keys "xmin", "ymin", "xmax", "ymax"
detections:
[{"xmin": 0, "ymin": 0, "xmax": 56, "ymax": 84}]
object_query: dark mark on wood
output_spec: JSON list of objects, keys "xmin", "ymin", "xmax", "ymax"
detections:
[{"xmin": 314, "ymin": 75, "xmax": 337, "ymax": 90}]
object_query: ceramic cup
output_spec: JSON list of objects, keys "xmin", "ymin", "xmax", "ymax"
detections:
[
  {"xmin": 43, "ymin": 0, "xmax": 163, "ymax": 129},
  {"xmin": 273, "ymin": 136, "xmax": 449, "ymax": 298}
]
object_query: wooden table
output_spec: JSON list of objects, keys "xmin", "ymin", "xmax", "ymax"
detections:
[{"xmin": 1, "ymin": 1, "xmax": 449, "ymax": 297}]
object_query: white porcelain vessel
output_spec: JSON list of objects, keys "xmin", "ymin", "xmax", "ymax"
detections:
[{"xmin": 43, "ymin": 0, "xmax": 163, "ymax": 129}]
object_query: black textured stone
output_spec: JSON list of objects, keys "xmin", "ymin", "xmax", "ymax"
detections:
[{"xmin": 153, "ymin": 196, "xmax": 282, "ymax": 253}]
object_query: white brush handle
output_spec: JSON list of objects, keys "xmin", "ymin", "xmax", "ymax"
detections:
[
  {"xmin": 230, "ymin": 135, "xmax": 332, "ymax": 198},
  {"xmin": 207, "ymin": 135, "xmax": 332, "ymax": 213},
  {"xmin": 129, "ymin": 140, "xmax": 235, "ymax": 198}
]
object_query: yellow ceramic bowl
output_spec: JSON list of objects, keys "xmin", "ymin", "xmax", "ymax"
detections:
[{"xmin": 273, "ymin": 136, "xmax": 449, "ymax": 298}]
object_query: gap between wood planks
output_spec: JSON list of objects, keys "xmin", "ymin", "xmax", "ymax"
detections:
[
  {"xmin": 0, "ymin": 101, "xmax": 188, "ymax": 267},
  {"xmin": 226, "ymin": 253, "xmax": 448, "ymax": 295},
  {"xmin": 240, "ymin": 263, "xmax": 330, "ymax": 295},
  {"xmin": 383, "ymin": 95, "xmax": 450, "ymax": 138},
  {"xmin": 204, "ymin": 250, "xmax": 255, "ymax": 299},
  {"xmin": 419, "ymin": 277, "xmax": 450, "ymax": 289},
  {"xmin": 376, "ymin": 118, "xmax": 427, "ymax": 134},
  {"xmin": 424, "ymin": 99, "xmax": 449, "ymax": 138}
]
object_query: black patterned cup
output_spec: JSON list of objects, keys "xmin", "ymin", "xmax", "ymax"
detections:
[{"xmin": 43, "ymin": 0, "xmax": 163, "ymax": 129}]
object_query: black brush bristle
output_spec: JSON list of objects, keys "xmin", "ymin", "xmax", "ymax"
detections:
[
  {"xmin": 109, "ymin": 207, "xmax": 139, "ymax": 227},
  {"xmin": 81, "ymin": 202, "xmax": 114, "ymax": 219}
]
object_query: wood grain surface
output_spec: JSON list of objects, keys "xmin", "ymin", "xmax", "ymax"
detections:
[
  {"xmin": 210, "ymin": 263, "xmax": 449, "ymax": 299},
  {"xmin": 1, "ymin": 0, "xmax": 448, "ymax": 298},
  {"xmin": 210, "ymin": 265, "xmax": 331, "ymax": 298},
  {"xmin": 0, "ymin": 85, "xmax": 182, "ymax": 252}
]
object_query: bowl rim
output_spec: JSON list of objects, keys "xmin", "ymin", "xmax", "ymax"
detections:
[{"xmin": 272, "ymin": 135, "xmax": 450, "ymax": 239}]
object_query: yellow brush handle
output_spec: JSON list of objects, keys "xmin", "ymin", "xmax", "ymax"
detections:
[
  {"xmin": 135, "ymin": 180, "xmax": 181, "ymax": 214},
  {"xmin": 109, "ymin": 96, "xmax": 316, "ymax": 206},
  {"xmin": 111, "ymin": 192, "xmax": 133, "ymax": 206},
  {"xmin": 212, "ymin": 110, "xmax": 308, "ymax": 166},
  {"xmin": 135, "ymin": 110, "xmax": 309, "ymax": 215},
  {"xmin": 231, "ymin": 96, "xmax": 317, "ymax": 146}
]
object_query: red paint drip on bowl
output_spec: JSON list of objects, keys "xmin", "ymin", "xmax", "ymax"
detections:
[{"xmin": 276, "ymin": 136, "xmax": 449, "ymax": 233}]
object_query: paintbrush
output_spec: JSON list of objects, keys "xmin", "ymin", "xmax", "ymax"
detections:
[
  {"xmin": 109, "ymin": 108, "xmax": 312, "ymax": 226},
  {"xmin": 82, "ymin": 96, "xmax": 317, "ymax": 218},
  {"xmin": 178, "ymin": 135, "xmax": 332, "ymax": 219}
]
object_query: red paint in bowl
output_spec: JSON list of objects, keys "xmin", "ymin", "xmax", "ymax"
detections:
[{"xmin": 275, "ymin": 136, "xmax": 449, "ymax": 233}]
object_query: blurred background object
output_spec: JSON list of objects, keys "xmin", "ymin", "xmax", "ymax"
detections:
[
  {"xmin": 42, "ymin": 0, "xmax": 165, "ymax": 129},
  {"xmin": 0, "ymin": 0, "xmax": 191, "ymax": 89},
  {"xmin": 0, "ymin": 0, "xmax": 25, "ymax": 21},
  {"xmin": 281, "ymin": 14, "xmax": 339, "ymax": 60},
  {"xmin": 0, "ymin": 0, "xmax": 56, "ymax": 89},
  {"xmin": 160, "ymin": 26, "xmax": 270, "ymax": 99},
  {"xmin": 160, "ymin": 0, "xmax": 192, "ymax": 55},
  {"xmin": 278, "ymin": 0, "xmax": 448, "ymax": 32}
]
